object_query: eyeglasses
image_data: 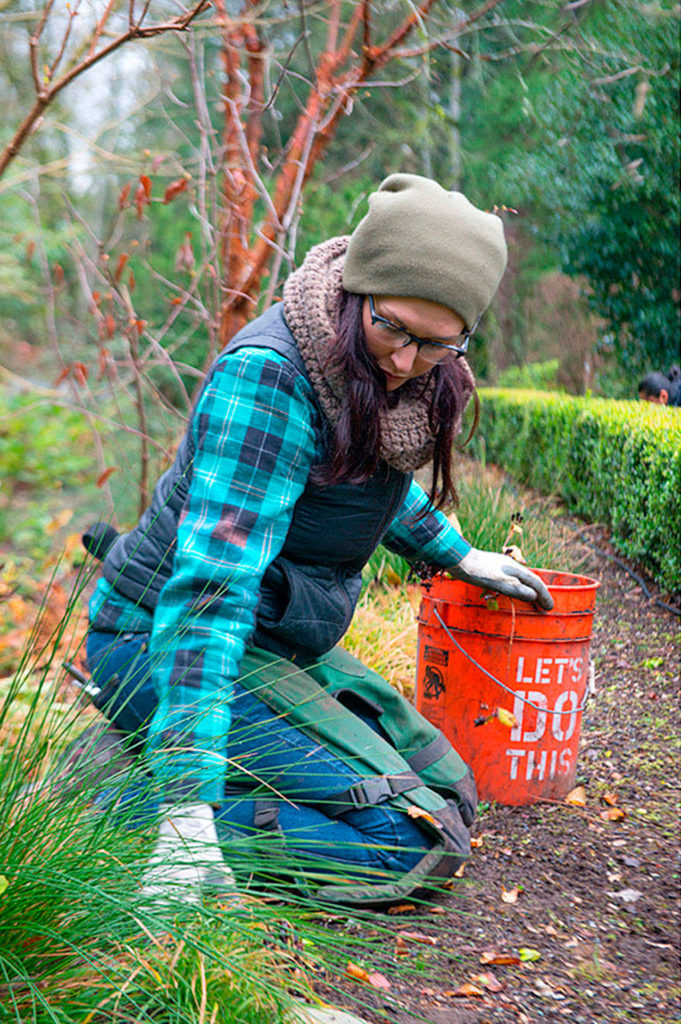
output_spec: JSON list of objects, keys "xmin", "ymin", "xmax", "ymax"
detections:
[{"xmin": 368, "ymin": 295, "xmax": 480, "ymax": 363}]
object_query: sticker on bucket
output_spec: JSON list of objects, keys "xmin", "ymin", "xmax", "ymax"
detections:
[{"xmin": 416, "ymin": 569, "xmax": 600, "ymax": 806}]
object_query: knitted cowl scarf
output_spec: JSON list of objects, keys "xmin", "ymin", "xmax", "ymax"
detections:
[{"xmin": 282, "ymin": 236, "xmax": 476, "ymax": 473}]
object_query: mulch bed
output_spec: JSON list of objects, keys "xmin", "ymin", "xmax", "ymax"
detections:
[{"xmin": 314, "ymin": 528, "xmax": 680, "ymax": 1024}]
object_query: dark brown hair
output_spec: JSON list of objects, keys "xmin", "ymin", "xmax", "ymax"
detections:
[{"xmin": 313, "ymin": 289, "xmax": 479, "ymax": 511}]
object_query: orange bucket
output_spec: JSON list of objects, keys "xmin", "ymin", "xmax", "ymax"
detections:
[{"xmin": 415, "ymin": 569, "xmax": 600, "ymax": 805}]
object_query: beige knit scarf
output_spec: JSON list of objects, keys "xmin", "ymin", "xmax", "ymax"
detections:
[{"xmin": 282, "ymin": 236, "xmax": 475, "ymax": 473}]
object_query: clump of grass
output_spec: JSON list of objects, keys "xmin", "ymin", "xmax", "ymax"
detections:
[
  {"xmin": 344, "ymin": 585, "xmax": 420, "ymax": 699},
  {"xmin": 0, "ymin": 559, "xmax": 470, "ymax": 1024},
  {"xmin": 0, "ymin": 571, "xmax": 314, "ymax": 1024}
]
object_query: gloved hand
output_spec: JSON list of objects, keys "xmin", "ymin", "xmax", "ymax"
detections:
[
  {"xmin": 141, "ymin": 801, "xmax": 238, "ymax": 907},
  {"xmin": 448, "ymin": 548, "xmax": 554, "ymax": 610}
]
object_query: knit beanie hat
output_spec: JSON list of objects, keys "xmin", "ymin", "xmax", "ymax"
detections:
[{"xmin": 342, "ymin": 173, "xmax": 507, "ymax": 329}]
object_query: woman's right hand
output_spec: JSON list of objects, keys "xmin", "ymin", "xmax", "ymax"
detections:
[{"xmin": 141, "ymin": 801, "xmax": 238, "ymax": 908}]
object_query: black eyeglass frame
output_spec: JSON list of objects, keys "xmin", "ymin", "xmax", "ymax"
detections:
[{"xmin": 367, "ymin": 294, "xmax": 480, "ymax": 359}]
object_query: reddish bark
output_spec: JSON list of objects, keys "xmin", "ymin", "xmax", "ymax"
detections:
[{"xmin": 215, "ymin": 0, "xmax": 505, "ymax": 350}]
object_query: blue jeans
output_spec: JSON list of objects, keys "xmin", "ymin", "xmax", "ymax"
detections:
[{"xmin": 86, "ymin": 629, "xmax": 433, "ymax": 879}]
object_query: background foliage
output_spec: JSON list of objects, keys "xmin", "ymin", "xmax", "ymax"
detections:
[{"xmin": 475, "ymin": 388, "xmax": 681, "ymax": 594}]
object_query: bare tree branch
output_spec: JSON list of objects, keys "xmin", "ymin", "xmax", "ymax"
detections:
[{"xmin": 0, "ymin": 0, "xmax": 211, "ymax": 179}]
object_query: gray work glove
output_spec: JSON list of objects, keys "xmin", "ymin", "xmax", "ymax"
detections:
[
  {"xmin": 141, "ymin": 801, "xmax": 238, "ymax": 907},
  {"xmin": 449, "ymin": 548, "xmax": 554, "ymax": 610}
]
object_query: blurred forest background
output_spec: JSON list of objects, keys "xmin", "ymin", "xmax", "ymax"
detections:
[{"xmin": 0, "ymin": 0, "xmax": 679, "ymax": 550}]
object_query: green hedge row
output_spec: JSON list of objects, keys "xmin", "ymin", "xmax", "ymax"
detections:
[{"xmin": 474, "ymin": 389, "xmax": 681, "ymax": 595}]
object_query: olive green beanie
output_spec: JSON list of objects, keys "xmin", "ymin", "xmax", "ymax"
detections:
[{"xmin": 342, "ymin": 173, "xmax": 507, "ymax": 329}]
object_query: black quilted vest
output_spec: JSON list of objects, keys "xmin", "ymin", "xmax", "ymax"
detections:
[{"xmin": 98, "ymin": 304, "xmax": 411, "ymax": 660}]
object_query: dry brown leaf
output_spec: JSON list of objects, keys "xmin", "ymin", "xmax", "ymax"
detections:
[
  {"xmin": 345, "ymin": 962, "xmax": 370, "ymax": 983},
  {"xmin": 470, "ymin": 971, "xmax": 504, "ymax": 993},
  {"xmin": 501, "ymin": 886, "xmax": 520, "ymax": 904},
  {"xmin": 394, "ymin": 936, "xmax": 409, "ymax": 956},
  {"xmin": 454, "ymin": 862, "xmax": 466, "ymax": 878},
  {"xmin": 600, "ymin": 807, "xmax": 626, "ymax": 821},
  {"xmin": 398, "ymin": 931, "xmax": 438, "ymax": 946},
  {"xmin": 345, "ymin": 963, "xmax": 391, "ymax": 990},
  {"xmin": 479, "ymin": 950, "xmax": 521, "ymax": 966},
  {"xmin": 406, "ymin": 805, "xmax": 440, "ymax": 827},
  {"xmin": 470, "ymin": 836, "xmax": 484, "ymax": 848},
  {"xmin": 387, "ymin": 903, "xmax": 416, "ymax": 915},
  {"xmin": 602, "ymin": 791, "xmax": 619, "ymax": 806},
  {"xmin": 451, "ymin": 982, "xmax": 484, "ymax": 997},
  {"xmin": 565, "ymin": 785, "xmax": 587, "ymax": 807}
]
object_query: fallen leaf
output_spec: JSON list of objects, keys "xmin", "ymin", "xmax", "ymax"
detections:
[
  {"xmin": 565, "ymin": 786, "xmax": 587, "ymax": 807},
  {"xmin": 406, "ymin": 805, "xmax": 440, "ymax": 827},
  {"xmin": 387, "ymin": 903, "xmax": 416, "ymax": 915},
  {"xmin": 608, "ymin": 888, "xmax": 642, "ymax": 904},
  {"xmin": 534, "ymin": 978, "xmax": 564, "ymax": 999},
  {"xmin": 470, "ymin": 971, "xmax": 504, "ymax": 993},
  {"xmin": 603, "ymin": 791, "xmax": 619, "ymax": 806},
  {"xmin": 600, "ymin": 807, "xmax": 626, "ymax": 821},
  {"xmin": 368, "ymin": 972, "xmax": 391, "ymax": 990},
  {"xmin": 394, "ymin": 936, "xmax": 409, "ymax": 956},
  {"xmin": 345, "ymin": 963, "xmax": 391, "ymax": 990},
  {"xmin": 519, "ymin": 947, "xmax": 541, "ymax": 962},
  {"xmin": 479, "ymin": 950, "xmax": 520, "ymax": 966},
  {"xmin": 345, "ymin": 962, "xmax": 370, "ymax": 982},
  {"xmin": 398, "ymin": 931, "xmax": 438, "ymax": 946},
  {"xmin": 496, "ymin": 707, "xmax": 519, "ymax": 729},
  {"xmin": 470, "ymin": 836, "xmax": 484, "ymax": 848},
  {"xmin": 454, "ymin": 862, "xmax": 466, "ymax": 878},
  {"xmin": 501, "ymin": 886, "xmax": 520, "ymax": 904},
  {"xmin": 451, "ymin": 982, "xmax": 484, "ymax": 997}
]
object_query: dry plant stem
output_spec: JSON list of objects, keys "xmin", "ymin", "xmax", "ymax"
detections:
[
  {"xmin": 125, "ymin": 323, "xmax": 150, "ymax": 516},
  {"xmin": 183, "ymin": 37, "xmax": 222, "ymax": 364},
  {"xmin": 0, "ymin": 0, "xmax": 210, "ymax": 179}
]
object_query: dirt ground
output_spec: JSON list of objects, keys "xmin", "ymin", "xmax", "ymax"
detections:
[{"xmin": 316, "ymin": 529, "xmax": 680, "ymax": 1024}]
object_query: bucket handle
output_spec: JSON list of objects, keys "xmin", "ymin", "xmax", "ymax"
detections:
[{"xmin": 433, "ymin": 607, "xmax": 591, "ymax": 715}]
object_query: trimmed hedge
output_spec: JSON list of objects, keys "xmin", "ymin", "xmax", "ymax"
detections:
[{"xmin": 475, "ymin": 389, "xmax": 681, "ymax": 595}]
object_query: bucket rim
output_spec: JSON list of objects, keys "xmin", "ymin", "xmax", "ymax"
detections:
[
  {"xmin": 531, "ymin": 567, "xmax": 601, "ymax": 591},
  {"xmin": 425, "ymin": 567, "xmax": 601, "ymax": 592}
]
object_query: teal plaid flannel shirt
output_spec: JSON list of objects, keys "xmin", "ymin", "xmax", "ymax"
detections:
[{"xmin": 89, "ymin": 347, "xmax": 471, "ymax": 802}]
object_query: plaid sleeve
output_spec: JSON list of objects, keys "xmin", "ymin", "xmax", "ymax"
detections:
[
  {"xmin": 382, "ymin": 478, "xmax": 471, "ymax": 569},
  {"xmin": 145, "ymin": 348, "xmax": 320, "ymax": 803}
]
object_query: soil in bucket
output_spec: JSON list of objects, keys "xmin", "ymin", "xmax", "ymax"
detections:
[{"xmin": 415, "ymin": 569, "xmax": 600, "ymax": 806}]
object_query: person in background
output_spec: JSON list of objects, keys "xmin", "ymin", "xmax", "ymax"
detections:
[
  {"xmin": 83, "ymin": 173, "xmax": 554, "ymax": 905},
  {"xmin": 638, "ymin": 366, "xmax": 681, "ymax": 406}
]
